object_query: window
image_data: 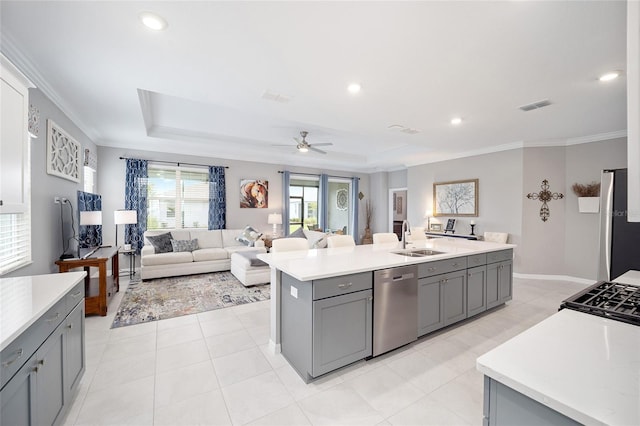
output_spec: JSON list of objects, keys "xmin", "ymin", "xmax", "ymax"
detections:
[
  {"xmin": 0, "ymin": 212, "xmax": 31, "ymax": 275},
  {"xmin": 289, "ymin": 177, "xmax": 319, "ymax": 232},
  {"xmin": 147, "ymin": 165, "xmax": 209, "ymax": 229},
  {"xmin": 83, "ymin": 166, "xmax": 96, "ymax": 194}
]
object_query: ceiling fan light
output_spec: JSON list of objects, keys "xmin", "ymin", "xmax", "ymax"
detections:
[
  {"xmin": 140, "ymin": 12, "xmax": 168, "ymax": 31},
  {"xmin": 298, "ymin": 146, "xmax": 309, "ymax": 153},
  {"xmin": 599, "ymin": 71, "xmax": 620, "ymax": 82}
]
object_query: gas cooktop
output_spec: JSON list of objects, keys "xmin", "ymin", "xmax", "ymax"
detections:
[{"xmin": 560, "ymin": 280, "xmax": 640, "ymax": 326}]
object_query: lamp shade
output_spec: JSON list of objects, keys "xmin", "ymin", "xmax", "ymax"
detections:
[
  {"xmin": 268, "ymin": 213, "xmax": 282, "ymax": 225},
  {"xmin": 80, "ymin": 210, "xmax": 102, "ymax": 226},
  {"xmin": 114, "ymin": 210, "xmax": 137, "ymax": 225}
]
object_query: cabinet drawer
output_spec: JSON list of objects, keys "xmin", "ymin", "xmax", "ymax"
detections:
[
  {"xmin": 487, "ymin": 249, "xmax": 513, "ymax": 264},
  {"xmin": 66, "ymin": 282, "xmax": 85, "ymax": 311},
  {"xmin": 467, "ymin": 254, "xmax": 487, "ymax": 267},
  {"xmin": 418, "ymin": 257, "xmax": 468, "ymax": 278},
  {"xmin": 312, "ymin": 272, "xmax": 372, "ymax": 300},
  {"xmin": 1, "ymin": 297, "xmax": 66, "ymax": 389}
]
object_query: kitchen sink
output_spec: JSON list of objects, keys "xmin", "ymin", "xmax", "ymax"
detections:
[{"xmin": 391, "ymin": 249, "xmax": 445, "ymax": 257}]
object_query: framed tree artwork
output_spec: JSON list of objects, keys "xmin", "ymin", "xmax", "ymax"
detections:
[{"xmin": 433, "ymin": 179, "xmax": 478, "ymax": 217}]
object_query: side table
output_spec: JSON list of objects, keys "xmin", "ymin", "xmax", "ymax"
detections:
[
  {"xmin": 120, "ymin": 248, "xmax": 137, "ymax": 278},
  {"xmin": 55, "ymin": 246, "xmax": 119, "ymax": 316}
]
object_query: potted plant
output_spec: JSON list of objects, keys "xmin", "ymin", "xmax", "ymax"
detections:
[
  {"xmin": 571, "ymin": 182, "xmax": 600, "ymax": 213},
  {"xmin": 361, "ymin": 200, "xmax": 373, "ymax": 244}
]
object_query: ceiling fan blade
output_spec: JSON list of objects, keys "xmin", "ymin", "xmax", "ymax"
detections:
[
  {"xmin": 311, "ymin": 143, "xmax": 333, "ymax": 147},
  {"xmin": 309, "ymin": 146, "xmax": 327, "ymax": 154}
]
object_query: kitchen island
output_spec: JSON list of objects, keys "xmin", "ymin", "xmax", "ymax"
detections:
[
  {"xmin": 258, "ymin": 238, "xmax": 515, "ymax": 381},
  {"xmin": 476, "ymin": 271, "xmax": 640, "ymax": 426}
]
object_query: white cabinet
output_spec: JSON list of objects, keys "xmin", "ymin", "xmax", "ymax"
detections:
[{"xmin": 0, "ymin": 55, "xmax": 33, "ymax": 214}]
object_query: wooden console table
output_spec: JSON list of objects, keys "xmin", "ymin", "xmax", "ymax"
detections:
[{"xmin": 55, "ymin": 246, "xmax": 119, "ymax": 316}]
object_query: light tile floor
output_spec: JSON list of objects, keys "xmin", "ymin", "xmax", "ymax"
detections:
[{"xmin": 62, "ymin": 277, "xmax": 587, "ymax": 426}]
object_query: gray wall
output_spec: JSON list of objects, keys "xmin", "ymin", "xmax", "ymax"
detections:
[
  {"xmin": 519, "ymin": 146, "xmax": 567, "ymax": 275},
  {"xmin": 408, "ymin": 149, "xmax": 524, "ymax": 270},
  {"xmin": 4, "ymin": 88, "xmax": 98, "ymax": 277},
  {"xmin": 563, "ymin": 138, "xmax": 627, "ymax": 279},
  {"xmin": 98, "ymin": 146, "xmax": 369, "ymax": 247}
]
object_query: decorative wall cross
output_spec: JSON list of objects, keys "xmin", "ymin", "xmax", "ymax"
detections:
[{"xmin": 526, "ymin": 179, "xmax": 564, "ymax": 222}]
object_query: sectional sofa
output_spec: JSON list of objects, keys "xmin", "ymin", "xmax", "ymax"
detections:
[{"xmin": 140, "ymin": 228, "xmax": 266, "ymax": 280}]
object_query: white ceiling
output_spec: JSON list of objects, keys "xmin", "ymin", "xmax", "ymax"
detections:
[{"xmin": 0, "ymin": 1, "xmax": 628, "ymax": 173}]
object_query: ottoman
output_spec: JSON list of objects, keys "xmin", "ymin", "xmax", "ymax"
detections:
[{"xmin": 230, "ymin": 250, "xmax": 271, "ymax": 287}]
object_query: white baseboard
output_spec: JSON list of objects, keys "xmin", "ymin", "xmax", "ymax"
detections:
[
  {"xmin": 268, "ymin": 339, "xmax": 281, "ymax": 354},
  {"xmin": 513, "ymin": 273, "xmax": 596, "ymax": 286}
]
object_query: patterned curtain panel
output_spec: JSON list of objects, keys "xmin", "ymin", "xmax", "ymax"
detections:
[
  {"xmin": 208, "ymin": 166, "xmax": 226, "ymax": 229},
  {"xmin": 319, "ymin": 174, "xmax": 329, "ymax": 231},
  {"xmin": 282, "ymin": 171, "xmax": 290, "ymax": 235},
  {"xmin": 124, "ymin": 159, "xmax": 148, "ymax": 253},
  {"xmin": 77, "ymin": 190, "xmax": 102, "ymax": 248},
  {"xmin": 351, "ymin": 177, "xmax": 359, "ymax": 240}
]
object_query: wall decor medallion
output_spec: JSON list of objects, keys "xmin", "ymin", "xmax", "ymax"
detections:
[
  {"xmin": 336, "ymin": 188, "xmax": 348, "ymax": 210},
  {"xmin": 46, "ymin": 119, "xmax": 80, "ymax": 182},
  {"xmin": 28, "ymin": 104, "xmax": 40, "ymax": 138},
  {"xmin": 526, "ymin": 179, "xmax": 564, "ymax": 222},
  {"xmin": 240, "ymin": 179, "xmax": 268, "ymax": 208},
  {"xmin": 433, "ymin": 179, "xmax": 478, "ymax": 217}
]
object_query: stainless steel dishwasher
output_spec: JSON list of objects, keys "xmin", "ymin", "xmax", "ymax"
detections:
[{"xmin": 372, "ymin": 265, "xmax": 418, "ymax": 356}]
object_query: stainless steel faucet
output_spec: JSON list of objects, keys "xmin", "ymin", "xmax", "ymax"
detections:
[{"xmin": 401, "ymin": 219, "xmax": 410, "ymax": 249}]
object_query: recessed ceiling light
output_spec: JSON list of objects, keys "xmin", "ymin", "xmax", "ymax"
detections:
[
  {"xmin": 599, "ymin": 71, "xmax": 620, "ymax": 82},
  {"xmin": 139, "ymin": 12, "xmax": 168, "ymax": 31},
  {"xmin": 451, "ymin": 117, "xmax": 463, "ymax": 125},
  {"xmin": 347, "ymin": 83, "xmax": 361, "ymax": 94}
]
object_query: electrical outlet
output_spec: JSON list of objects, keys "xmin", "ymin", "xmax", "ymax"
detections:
[
  {"xmin": 61, "ymin": 197, "xmax": 68, "ymax": 204},
  {"xmin": 54, "ymin": 196, "xmax": 60, "ymax": 204}
]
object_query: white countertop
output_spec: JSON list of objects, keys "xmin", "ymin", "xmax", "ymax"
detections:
[
  {"xmin": 0, "ymin": 272, "xmax": 86, "ymax": 351},
  {"xmin": 477, "ymin": 309, "xmax": 640, "ymax": 426},
  {"xmin": 258, "ymin": 238, "xmax": 514, "ymax": 281}
]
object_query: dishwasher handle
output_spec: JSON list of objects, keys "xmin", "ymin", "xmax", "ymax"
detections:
[{"xmin": 392, "ymin": 273, "xmax": 415, "ymax": 281}]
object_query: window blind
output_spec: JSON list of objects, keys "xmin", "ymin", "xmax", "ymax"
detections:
[{"xmin": 0, "ymin": 212, "xmax": 31, "ymax": 275}]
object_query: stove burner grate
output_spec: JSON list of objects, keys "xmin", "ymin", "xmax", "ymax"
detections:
[{"xmin": 560, "ymin": 281, "xmax": 640, "ymax": 326}]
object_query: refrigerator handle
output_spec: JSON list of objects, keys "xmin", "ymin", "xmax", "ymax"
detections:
[{"xmin": 598, "ymin": 171, "xmax": 614, "ymax": 281}]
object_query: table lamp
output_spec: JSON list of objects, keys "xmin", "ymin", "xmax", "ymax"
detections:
[
  {"xmin": 114, "ymin": 210, "xmax": 137, "ymax": 249},
  {"xmin": 268, "ymin": 213, "xmax": 282, "ymax": 237}
]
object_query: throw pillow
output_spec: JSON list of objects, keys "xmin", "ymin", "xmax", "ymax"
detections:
[
  {"xmin": 304, "ymin": 229, "xmax": 328, "ymax": 249},
  {"xmin": 236, "ymin": 225, "xmax": 263, "ymax": 246},
  {"xmin": 147, "ymin": 232, "xmax": 173, "ymax": 253},
  {"xmin": 286, "ymin": 227, "xmax": 307, "ymax": 239},
  {"xmin": 171, "ymin": 238, "xmax": 199, "ymax": 252}
]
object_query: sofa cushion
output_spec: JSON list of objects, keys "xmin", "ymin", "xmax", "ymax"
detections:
[
  {"xmin": 303, "ymin": 229, "xmax": 329, "ymax": 249},
  {"xmin": 192, "ymin": 248, "xmax": 228, "ymax": 262},
  {"xmin": 171, "ymin": 238, "xmax": 199, "ymax": 252},
  {"xmin": 146, "ymin": 232, "xmax": 173, "ymax": 253},
  {"xmin": 221, "ymin": 229, "xmax": 244, "ymax": 247},
  {"xmin": 236, "ymin": 225, "xmax": 263, "ymax": 246},
  {"xmin": 142, "ymin": 251, "xmax": 194, "ymax": 266},
  {"xmin": 189, "ymin": 229, "xmax": 223, "ymax": 248}
]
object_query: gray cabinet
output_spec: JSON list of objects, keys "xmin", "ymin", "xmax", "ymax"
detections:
[
  {"xmin": 483, "ymin": 376, "xmax": 580, "ymax": 426},
  {"xmin": 467, "ymin": 266, "xmax": 487, "ymax": 317},
  {"xmin": 418, "ymin": 275, "xmax": 443, "ymax": 336},
  {"xmin": 281, "ymin": 272, "xmax": 372, "ymax": 382},
  {"xmin": 418, "ymin": 268, "xmax": 467, "ymax": 336},
  {"xmin": 487, "ymin": 260, "xmax": 513, "ymax": 309},
  {"xmin": 0, "ymin": 283, "xmax": 85, "ymax": 426}
]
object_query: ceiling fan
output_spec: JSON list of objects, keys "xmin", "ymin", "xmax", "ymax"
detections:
[{"xmin": 273, "ymin": 131, "xmax": 333, "ymax": 154}]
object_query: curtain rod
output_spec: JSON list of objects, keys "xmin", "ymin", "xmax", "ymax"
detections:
[
  {"xmin": 278, "ymin": 170, "xmax": 360, "ymax": 180},
  {"xmin": 119, "ymin": 156, "xmax": 229, "ymax": 169}
]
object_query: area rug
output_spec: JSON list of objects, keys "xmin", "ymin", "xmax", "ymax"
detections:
[{"xmin": 111, "ymin": 272, "xmax": 270, "ymax": 328}]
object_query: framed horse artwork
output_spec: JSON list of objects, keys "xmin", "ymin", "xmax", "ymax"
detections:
[{"xmin": 240, "ymin": 179, "xmax": 268, "ymax": 208}]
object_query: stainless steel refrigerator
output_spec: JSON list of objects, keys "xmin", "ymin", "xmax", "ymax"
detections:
[{"xmin": 598, "ymin": 169, "xmax": 640, "ymax": 281}]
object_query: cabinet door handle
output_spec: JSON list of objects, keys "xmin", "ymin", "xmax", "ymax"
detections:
[
  {"xmin": 427, "ymin": 267, "xmax": 436, "ymax": 272},
  {"xmin": 338, "ymin": 282, "xmax": 353, "ymax": 289},
  {"xmin": 452, "ymin": 263, "xmax": 459, "ymax": 267},
  {"xmin": 46, "ymin": 312, "xmax": 61, "ymax": 323},
  {"xmin": 368, "ymin": 296, "xmax": 373, "ymax": 301},
  {"xmin": 1, "ymin": 348, "xmax": 23, "ymax": 368},
  {"xmin": 68, "ymin": 323, "xmax": 74, "ymax": 329},
  {"xmin": 71, "ymin": 291, "xmax": 82, "ymax": 298}
]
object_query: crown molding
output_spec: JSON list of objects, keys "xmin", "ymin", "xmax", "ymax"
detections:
[{"xmin": 1, "ymin": 33, "xmax": 98, "ymax": 141}]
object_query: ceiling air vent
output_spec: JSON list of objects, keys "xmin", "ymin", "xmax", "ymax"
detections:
[
  {"xmin": 261, "ymin": 90, "xmax": 291, "ymax": 103},
  {"xmin": 519, "ymin": 99, "xmax": 552, "ymax": 112},
  {"xmin": 400, "ymin": 128, "xmax": 420, "ymax": 135}
]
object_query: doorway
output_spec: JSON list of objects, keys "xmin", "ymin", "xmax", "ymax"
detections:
[{"xmin": 389, "ymin": 188, "xmax": 407, "ymax": 239}]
